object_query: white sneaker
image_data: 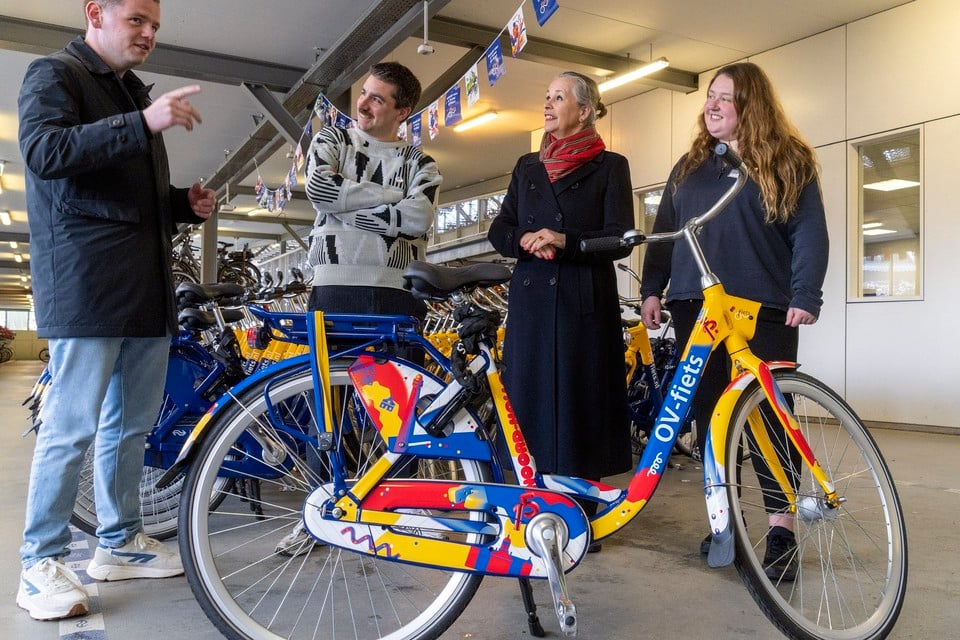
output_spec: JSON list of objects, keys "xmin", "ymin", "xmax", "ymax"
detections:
[
  {"xmin": 86, "ymin": 532, "xmax": 183, "ymax": 581},
  {"xmin": 17, "ymin": 558, "xmax": 90, "ymax": 620},
  {"xmin": 275, "ymin": 522, "xmax": 321, "ymax": 557}
]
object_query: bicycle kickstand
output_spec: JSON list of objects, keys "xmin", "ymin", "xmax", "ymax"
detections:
[
  {"xmin": 517, "ymin": 578, "xmax": 546, "ymax": 637},
  {"xmin": 526, "ymin": 513, "xmax": 577, "ymax": 636}
]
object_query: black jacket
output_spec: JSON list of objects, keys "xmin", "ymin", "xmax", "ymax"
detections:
[
  {"xmin": 488, "ymin": 150, "xmax": 633, "ymax": 478},
  {"xmin": 18, "ymin": 37, "xmax": 203, "ymax": 338},
  {"xmin": 641, "ymin": 154, "xmax": 828, "ymax": 316}
]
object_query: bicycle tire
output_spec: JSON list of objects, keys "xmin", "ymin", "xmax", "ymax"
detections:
[
  {"xmin": 38, "ymin": 347, "xmax": 50, "ymax": 363},
  {"xmin": 725, "ymin": 370, "xmax": 907, "ymax": 640},
  {"xmin": 172, "ymin": 264, "xmax": 200, "ymax": 285},
  {"xmin": 0, "ymin": 345, "xmax": 12, "ymax": 363},
  {"xmin": 71, "ymin": 441, "xmax": 231, "ymax": 541},
  {"xmin": 179, "ymin": 363, "xmax": 490, "ymax": 640}
]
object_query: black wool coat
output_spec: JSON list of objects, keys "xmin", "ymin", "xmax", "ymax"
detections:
[{"xmin": 488, "ymin": 150, "xmax": 634, "ymax": 479}]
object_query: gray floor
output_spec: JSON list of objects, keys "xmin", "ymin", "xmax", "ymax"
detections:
[{"xmin": 1, "ymin": 359, "xmax": 956, "ymax": 639}]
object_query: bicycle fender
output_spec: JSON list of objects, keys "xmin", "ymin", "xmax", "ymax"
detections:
[
  {"xmin": 155, "ymin": 355, "xmax": 311, "ymax": 489},
  {"xmin": 701, "ymin": 361, "xmax": 798, "ymax": 567}
]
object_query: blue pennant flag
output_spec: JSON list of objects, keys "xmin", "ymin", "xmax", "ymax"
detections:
[
  {"xmin": 485, "ymin": 40, "xmax": 506, "ymax": 87},
  {"xmin": 444, "ymin": 85, "xmax": 462, "ymax": 127},
  {"xmin": 533, "ymin": 0, "xmax": 559, "ymax": 26},
  {"xmin": 410, "ymin": 114, "xmax": 422, "ymax": 147}
]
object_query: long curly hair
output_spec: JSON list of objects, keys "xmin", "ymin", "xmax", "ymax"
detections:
[{"xmin": 674, "ymin": 62, "xmax": 820, "ymax": 223}]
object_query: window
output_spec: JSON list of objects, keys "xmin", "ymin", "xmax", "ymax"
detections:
[
  {"xmin": 431, "ymin": 193, "xmax": 505, "ymax": 245},
  {"xmin": 851, "ymin": 130, "xmax": 922, "ymax": 299},
  {"xmin": 0, "ymin": 309, "xmax": 36, "ymax": 330},
  {"xmin": 616, "ymin": 186, "xmax": 664, "ymax": 298}
]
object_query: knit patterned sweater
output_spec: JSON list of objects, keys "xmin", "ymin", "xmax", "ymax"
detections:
[{"xmin": 304, "ymin": 126, "xmax": 442, "ymax": 288}]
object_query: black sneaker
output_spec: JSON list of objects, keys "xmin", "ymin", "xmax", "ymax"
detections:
[{"xmin": 763, "ymin": 526, "xmax": 798, "ymax": 582}]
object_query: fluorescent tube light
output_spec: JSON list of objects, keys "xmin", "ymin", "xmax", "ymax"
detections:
[
  {"xmin": 599, "ymin": 58, "xmax": 670, "ymax": 93},
  {"xmin": 453, "ymin": 111, "xmax": 498, "ymax": 133},
  {"xmin": 863, "ymin": 179, "xmax": 920, "ymax": 191}
]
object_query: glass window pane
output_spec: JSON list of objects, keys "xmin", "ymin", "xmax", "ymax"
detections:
[
  {"xmin": 854, "ymin": 131, "xmax": 921, "ymax": 298},
  {"xmin": 629, "ymin": 187, "xmax": 664, "ymax": 282},
  {"xmin": 6, "ymin": 310, "xmax": 29, "ymax": 330}
]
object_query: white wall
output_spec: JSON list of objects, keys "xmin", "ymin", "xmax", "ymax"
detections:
[{"xmin": 607, "ymin": 0, "xmax": 960, "ymax": 429}]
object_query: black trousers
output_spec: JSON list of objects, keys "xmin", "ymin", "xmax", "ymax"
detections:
[{"xmin": 669, "ymin": 299, "xmax": 802, "ymax": 514}]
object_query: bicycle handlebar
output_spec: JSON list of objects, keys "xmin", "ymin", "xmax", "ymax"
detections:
[
  {"xmin": 579, "ymin": 235, "xmax": 627, "ymax": 253},
  {"xmin": 580, "ymin": 144, "xmax": 748, "ymax": 284}
]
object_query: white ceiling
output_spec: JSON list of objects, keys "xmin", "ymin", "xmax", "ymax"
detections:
[{"xmin": 0, "ymin": 0, "xmax": 913, "ymax": 308}]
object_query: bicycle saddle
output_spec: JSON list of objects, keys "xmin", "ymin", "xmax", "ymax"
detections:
[
  {"xmin": 176, "ymin": 282, "xmax": 245, "ymax": 308},
  {"xmin": 402, "ymin": 261, "xmax": 512, "ymax": 299},
  {"xmin": 178, "ymin": 307, "xmax": 245, "ymax": 330}
]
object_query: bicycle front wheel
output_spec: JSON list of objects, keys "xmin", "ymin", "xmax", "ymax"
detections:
[
  {"xmin": 179, "ymin": 363, "xmax": 489, "ymax": 640},
  {"xmin": 725, "ymin": 370, "xmax": 907, "ymax": 640}
]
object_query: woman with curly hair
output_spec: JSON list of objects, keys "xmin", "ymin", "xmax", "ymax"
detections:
[{"xmin": 639, "ymin": 61, "xmax": 829, "ymax": 580}]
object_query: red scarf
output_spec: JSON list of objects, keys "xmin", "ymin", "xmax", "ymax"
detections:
[{"xmin": 539, "ymin": 128, "xmax": 606, "ymax": 182}]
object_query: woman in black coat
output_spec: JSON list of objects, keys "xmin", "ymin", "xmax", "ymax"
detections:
[{"xmin": 488, "ymin": 71, "xmax": 634, "ymax": 483}]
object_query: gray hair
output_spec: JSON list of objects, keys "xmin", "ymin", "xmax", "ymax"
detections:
[{"xmin": 558, "ymin": 71, "xmax": 607, "ymax": 126}]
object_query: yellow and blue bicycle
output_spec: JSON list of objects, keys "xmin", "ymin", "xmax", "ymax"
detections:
[{"xmin": 172, "ymin": 145, "xmax": 906, "ymax": 640}]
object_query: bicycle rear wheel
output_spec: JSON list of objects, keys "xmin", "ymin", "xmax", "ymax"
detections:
[
  {"xmin": 725, "ymin": 370, "xmax": 907, "ymax": 640},
  {"xmin": 72, "ymin": 427, "xmax": 230, "ymax": 541},
  {"xmin": 179, "ymin": 363, "xmax": 489, "ymax": 640},
  {"xmin": 72, "ymin": 449, "xmax": 185, "ymax": 540}
]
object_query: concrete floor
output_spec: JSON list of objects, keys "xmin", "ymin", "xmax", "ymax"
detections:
[{"xmin": 1, "ymin": 359, "xmax": 956, "ymax": 639}]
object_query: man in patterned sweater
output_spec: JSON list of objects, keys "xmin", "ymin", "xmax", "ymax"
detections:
[
  {"xmin": 304, "ymin": 61, "xmax": 442, "ymax": 319},
  {"xmin": 275, "ymin": 63, "xmax": 441, "ymax": 557}
]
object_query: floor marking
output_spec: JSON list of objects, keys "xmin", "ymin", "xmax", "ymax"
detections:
[{"xmin": 59, "ymin": 526, "xmax": 107, "ymax": 640}]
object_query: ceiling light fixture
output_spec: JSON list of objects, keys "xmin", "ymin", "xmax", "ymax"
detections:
[
  {"xmin": 0, "ymin": 160, "xmax": 5, "ymax": 195},
  {"xmin": 863, "ymin": 179, "xmax": 920, "ymax": 191},
  {"xmin": 14, "ymin": 253, "xmax": 23, "ymax": 263},
  {"xmin": 9, "ymin": 241, "xmax": 17, "ymax": 249},
  {"xmin": 453, "ymin": 111, "xmax": 498, "ymax": 133},
  {"xmin": 598, "ymin": 57, "xmax": 670, "ymax": 93},
  {"xmin": 863, "ymin": 228, "xmax": 898, "ymax": 236},
  {"xmin": 0, "ymin": 210, "xmax": 11, "ymax": 226}
]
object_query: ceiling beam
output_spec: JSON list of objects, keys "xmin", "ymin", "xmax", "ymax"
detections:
[
  {"xmin": 0, "ymin": 232, "xmax": 30, "ymax": 244},
  {"xmin": 0, "ymin": 260, "xmax": 30, "ymax": 270},
  {"xmin": 218, "ymin": 212, "xmax": 314, "ymax": 225},
  {"xmin": 415, "ymin": 45, "xmax": 487, "ymax": 113},
  {"xmin": 242, "ymin": 82, "xmax": 308, "ymax": 157},
  {"xmin": 233, "ymin": 185, "xmax": 308, "ymax": 201},
  {"xmin": 201, "ymin": 0, "xmax": 452, "ymax": 195},
  {"xmin": 282, "ymin": 222, "xmax": 310, "ymax": 252},
  {"xmin": 215, "ymin": 228, "xmax": 286, "ymax": 241},
  {"xmin": 0, "ymin": 15, "xmax": 305, "ymax": 92},
  {"xmin": 428, "ymin": 16, "xmax": 698, "ymax": 93}
]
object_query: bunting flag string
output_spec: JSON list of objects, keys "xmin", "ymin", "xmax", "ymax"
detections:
[{"xmin": 250, "ymin": 0, "xmax": 559, "ymax": 212}]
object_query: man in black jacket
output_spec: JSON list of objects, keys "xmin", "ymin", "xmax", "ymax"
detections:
[{"xmin": 16, "ymin": 0, "xmax": 215, "ymax": 621}]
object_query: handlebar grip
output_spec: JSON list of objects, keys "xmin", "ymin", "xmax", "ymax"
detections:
[
  {"xmin": 715, "ymin": 142, "xmax": 744, "ymax": 170},
  {"xmin": 580, "ymin": 236, "xmax": 625, "ymax": 253}
]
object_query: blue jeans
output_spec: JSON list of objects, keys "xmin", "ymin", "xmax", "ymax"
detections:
[{"xmin": 21, "ymin": 336, "xmax": 169, "ymax": 567}]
